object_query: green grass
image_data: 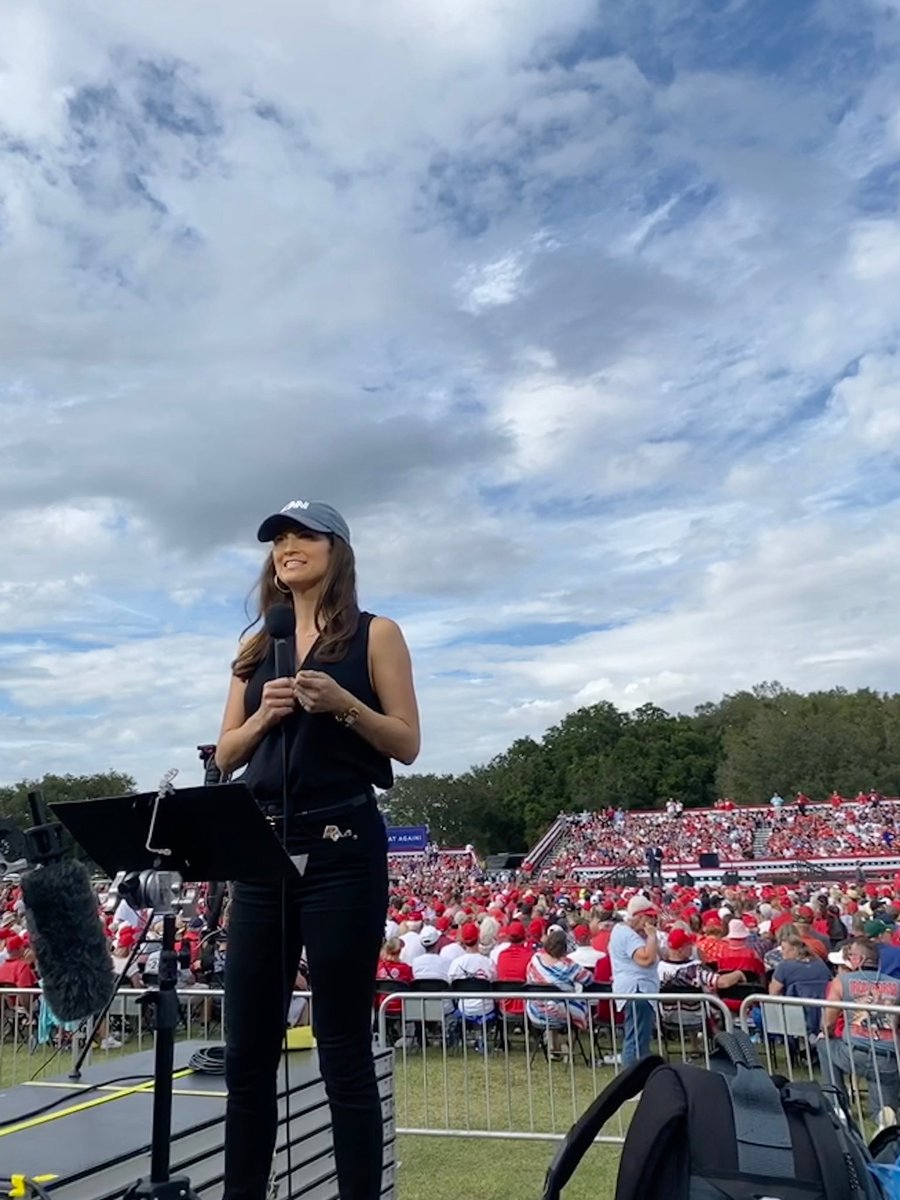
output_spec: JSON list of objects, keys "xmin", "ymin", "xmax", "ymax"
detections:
[
  {"xmin": 392, "ymin": 1041, "xmax": 623, "ymax": 1137},
  {"xmin": 396, "ymin": 1134, "xmax": 620, "ymax": 1200},
  {"xmin": 3, "ymin": 1018, "xmax": 884, "ymax": 1200},
  {"xmin": 391, "ymin": 1042, "xmax": 628, "ymax": 1200}
]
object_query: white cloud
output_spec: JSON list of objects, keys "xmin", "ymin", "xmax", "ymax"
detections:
[
  {"xmin": 828, "ymin": 352, "xmax": 900, "ymax": 447},
  {"xmin": 3, "ymin": 0, "xmax": 900, "ymax": 794},
  {"xmin": 848, "ymin": 220, "xmax": 900, "ymax": 281}
]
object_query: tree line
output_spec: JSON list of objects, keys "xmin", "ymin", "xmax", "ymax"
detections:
[
  {"xmin": 0, "ymin": 772, "xmax": 137, "ymax": 866},
  {"xmin": 384, "ymin": 684, "xmax": 900, "ymax": 853},
  {"xmin": 4, "ymin": 683, "xmax": 900, "ymax": 857}
]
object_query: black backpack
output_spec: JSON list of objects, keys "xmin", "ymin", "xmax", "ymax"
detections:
[{"xmin": 543, "ymin": 1031, "xmax": 886, "ymax": 1200}]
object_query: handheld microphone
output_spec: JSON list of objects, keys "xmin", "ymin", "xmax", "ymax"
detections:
[
  {"xmin": 265, "ymin": 602, "xmax": 296, "ymax": 678},
  {"xmin": 21, "ymin": 858, "xmax": 116, "ymax": 1021}
]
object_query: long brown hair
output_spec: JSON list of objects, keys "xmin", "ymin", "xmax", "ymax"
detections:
[{"xmin": 231, "ymin": 536, "xmax": 360, "ymax": 679}]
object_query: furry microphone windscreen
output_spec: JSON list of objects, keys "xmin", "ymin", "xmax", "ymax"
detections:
[{"xmin": 21, "ymin": 858, "xmax": 116, "ymax": 1021}]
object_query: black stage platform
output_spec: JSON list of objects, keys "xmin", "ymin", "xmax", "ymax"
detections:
[{"xmin": 0, "ymin": 1042, "xmax": 395, "ymax": 1200}]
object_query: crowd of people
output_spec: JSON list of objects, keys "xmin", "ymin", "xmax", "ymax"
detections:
[
  {"xmin": 540, "ymin": 792, "xmax": 900, "ymax": 875},
  {"xmin": 765, "ymin": 795, "xmax": 900, "ymax": 859},
  {"xmin": 3, "ymin": 791, "xmax": 900, "ymax": 1127},
  {"xmin": 377, "ymin": 871, "xmax": 900, "ymax": 1119},
  {"xmin": 0, "ymin": 880, "xmax": 225, "ymax": 1050},
  {"xmin": 545, "ymin": 806, "xmax": 758, "ymax": 872},
  {"xmin": 386, "ymin": 848, "xmax": 478, "ymax": 897}
]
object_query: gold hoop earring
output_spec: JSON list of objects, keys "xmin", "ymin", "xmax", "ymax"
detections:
[{"xmin": 274, "ymin": 574, "xmax": 291, "ymax": 594}]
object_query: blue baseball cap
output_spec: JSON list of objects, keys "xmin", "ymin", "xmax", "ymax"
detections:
[{"xmin": 257, "ymin": 500, "xmax": 351, "ymax": 545}]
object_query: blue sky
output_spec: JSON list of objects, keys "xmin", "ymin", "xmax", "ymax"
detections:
[{"xmin": 2, "ymin": 0, "xmax": 900, "ymax": 790}]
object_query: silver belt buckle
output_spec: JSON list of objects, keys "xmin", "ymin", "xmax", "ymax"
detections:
[{"xmin": 322, "ymin": 824, "xmax": 356, "ymax": 842}]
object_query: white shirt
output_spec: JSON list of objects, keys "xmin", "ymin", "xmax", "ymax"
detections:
[
  {"xmin": 411, "ymin": 952, "xmax": 455, "ymax": 1014},
  {"xmin": 412, "ymin": 953, "xmax": 451, "ymax": 983},
  {"xmin": 448, "ymin": 951, "xmax": 496, "ymax": 1016},
  {"xmin": 400, "ymin": 931, "xmax": 424, "ymax": 965},
  {"xmin": 439, "ymin": 942, "xmax": 465, "ymax": 963},
  {"xmin": 114, "ymin": 899, "xmax": 142, "ymax": 928},
  {"xmin": 490, "ymin": 942, "xmax": 513, "ymax": 965},
  {"xmin": 570, "ymin": 946, "xmax": 605, "ymax": 971}
]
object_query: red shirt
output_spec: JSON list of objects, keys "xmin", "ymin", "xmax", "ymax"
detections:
[
  {"xmin": 496, "ymin": 944, "xmax": 534, "ymax": 1014},
  {"xmin": 592, "ymin": 953, "xmax": 621, "ymax": 1026},
  {"xmin": 697, "ymin": 934, "xmax": 724, "ymax": 964},
  {"xmin": 375, "ymin": 959, "xmax": 413, "ymax": 1015},
  {"xmin": 715, "ymin": 945, "xmax": 765, "ymax": 978},
  {"xmin": 591, "ymin": 928, "xmax": 612, "ymax": 954},
  {"xmin": 0, "ymin": 958, "xmax": 37, "ymax": 990}
]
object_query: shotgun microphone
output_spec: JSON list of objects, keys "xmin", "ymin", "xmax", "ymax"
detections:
[{"xmin": 21, "ymin": 858, "xmax": 116, "ymax": 1021}]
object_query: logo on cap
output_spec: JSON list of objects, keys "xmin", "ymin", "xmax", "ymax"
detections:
[{"xmin": 282, "ymin": 500, "xmax": 310, "ymax": 512}]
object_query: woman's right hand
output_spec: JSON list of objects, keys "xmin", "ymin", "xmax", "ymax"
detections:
[{"xmin": 258, "ymin": 677, "xmax": 296, "ymax": 727}]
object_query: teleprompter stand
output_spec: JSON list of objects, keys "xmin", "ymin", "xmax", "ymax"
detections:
[{"xmin": 50, "ymin": 781, "xmax": 300, "ymax": 1200}]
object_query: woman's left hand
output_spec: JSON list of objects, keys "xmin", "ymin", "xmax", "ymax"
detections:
[{"xmin": 293, "ymin": 670, "xmax": 351, "ymax": 715}]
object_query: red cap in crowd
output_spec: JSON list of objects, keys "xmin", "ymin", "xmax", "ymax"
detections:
[
  {"xmin": 435, "ymin": 916, "xmax": 451, "ymax": 932},
  {"xmin": 573, "ymin": 925, "xmax": 591, "ymax": 944},
  {"xmin": 6, "ymin": 935, "xmax": 24, "ymax": 953},
  {"xmin": 795, "ymin": 906, "xmax": 814, "ymax": 922},
  {"xmin": 459, "ymin": 922, "xmax": 479, "ymax": 946},
  {"xmin": 506, "ymin": 921, "xmax": 526, "ymax": 943},
  {"xmin": 668, "ymin": 929, "xmax": 695, "ymax": 951},
  {"xmin": 527, "ymin": 918, "xmax": 545, "ymax": 941}
]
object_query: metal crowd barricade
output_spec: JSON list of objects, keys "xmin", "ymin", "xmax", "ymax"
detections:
[
  {"xmin": 739, "ymin": 993, "xmax": 900, "ymax": 1131},
  {"xmin": 376, "ymin": 988, "xmax": 733, "ymax": 1143}
]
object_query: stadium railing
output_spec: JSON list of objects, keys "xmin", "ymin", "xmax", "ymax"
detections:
[{"xmin": 376, "ymin": 987, "xmax": 733, "ymax": 1143}]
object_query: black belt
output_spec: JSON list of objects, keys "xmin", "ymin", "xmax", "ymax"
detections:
[{"xmin": 260, "ymin": 790, "xmax": 373, "ymax": 825}]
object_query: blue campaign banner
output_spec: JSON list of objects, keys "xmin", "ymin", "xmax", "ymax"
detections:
[{"xmin": 387, "ymin": 825, "xmax": 429, "ymax": 852}]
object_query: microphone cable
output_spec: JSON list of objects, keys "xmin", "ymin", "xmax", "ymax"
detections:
[
  {"xmin": 0, "ymin": 1175, "xmax": 55, "ymax": 1200},
  {"xmin": 188, "ymin": 1044, "xmax": 225, "ymax": 1074},
  {"xmin": 266, "ymin": 603, "xmax": 297, "ymax": 1200},
  {"xmin": 279, "ymin": 863, "xmax": 294, "ymax": 1199}
]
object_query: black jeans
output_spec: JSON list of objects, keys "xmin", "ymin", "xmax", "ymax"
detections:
[{"xmin": 224, "ymin": 798, "xmax": 388, "ymax": 1200}]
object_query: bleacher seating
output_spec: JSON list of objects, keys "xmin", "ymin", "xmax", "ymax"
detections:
[{"xmin": 535, "ymin": 794, "xmax": 900, "ymax": 877}]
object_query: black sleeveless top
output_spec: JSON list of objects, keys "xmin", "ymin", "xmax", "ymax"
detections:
[{"xmin": 240, "ymin": 611, "xmax": 393, "ymax": 810}]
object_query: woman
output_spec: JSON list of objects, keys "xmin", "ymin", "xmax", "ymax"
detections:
[
  {"xmin": 765, "ymin": 923, "xmax": 799, "ymax": 972},
  {"xmin": 768, "ymin": 936, "xmax": 831, "ymax": 999},
  {"xmin": 527, "ymin": 927, "xmax": 592, "ymax": 1059},
  {"xmin": 375, "ymin": 937, "xmax": 414, "ymax": 1044},
  {"xmin": 215, "ymin": 500, "xmax": 420, "ymax": 1200}
]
